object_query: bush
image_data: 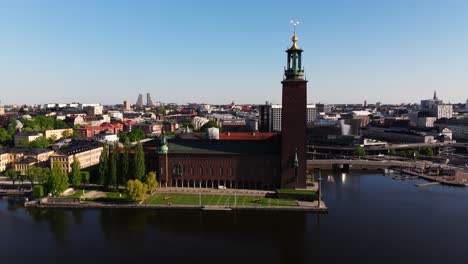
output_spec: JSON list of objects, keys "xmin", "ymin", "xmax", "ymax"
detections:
[
  {"xmin": 33, "ymin": 185, "xmax": 44, "ymax": 198},
  {"xmin": 81, "ymin": 171, "xmax": 91, "ymax": 184},
  {"xmin": 126, "ymin": 179, "xmax": 148, "ymax": 201}
]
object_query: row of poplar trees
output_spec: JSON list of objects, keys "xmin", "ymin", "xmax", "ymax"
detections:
[{"xmin": 98, "ymin": 138, "xmax": 146, "ymax": 189}]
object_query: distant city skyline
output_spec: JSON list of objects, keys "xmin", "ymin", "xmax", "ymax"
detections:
[{"xmin": 1, "ymin": 0, "xmax": 468, "ymax": 105}]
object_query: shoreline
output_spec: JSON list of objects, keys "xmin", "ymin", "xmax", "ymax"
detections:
[{"xmin": 24, "ymin": 200, "xmax": 328, "ymax": 212}]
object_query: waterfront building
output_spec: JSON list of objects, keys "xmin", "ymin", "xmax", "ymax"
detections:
[
  {"xmin": 153, "ymin": 31, "xmax": 309, "ymax": 189},
  {"xmin": 435, "ymin": 118, "xmax": 468, "ymax": 141},
  {"xmin": 50, "ymin": 141, "xmax": 104, "ymax": 173},
  {"xmin": 0, "ymin": 151, "xmax": 14, "ymax": 172},
  {"xmin": 280, "ymin": 30, "xmax": 307, "ymax": 188},
  {"xmin": 15, "ymin": 157, "xmax": 37, "ymax": 175},
  {"xmin": 361, "ymin": 127, "xmax": 435, "ymax": 143}
]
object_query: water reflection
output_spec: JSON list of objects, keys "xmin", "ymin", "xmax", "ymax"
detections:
[{"xmin": 1, "ymin": 171, "xmax": 468, "ymax": 264}]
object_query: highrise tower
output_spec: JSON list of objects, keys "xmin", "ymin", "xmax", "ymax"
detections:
[
  {"xmin": 147, "ymin": 93, "xmax": 154, "ymax": 107},
  {"xmin": 280, "ymin": 28, "xmax": 307, "ymax": 189},
  {"xmin": 136, "ymin": 94, "xmax": 143, "ymax": 108}
]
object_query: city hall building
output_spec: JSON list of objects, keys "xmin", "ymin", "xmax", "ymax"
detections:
[{"xmin": 152, "ymin": 32, "xmax": 308, "ymax": 190}]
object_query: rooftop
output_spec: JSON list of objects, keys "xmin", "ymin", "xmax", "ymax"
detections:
[{"xmin": 162, "ymin": 136, "xmax": 280, "ymax": 155}]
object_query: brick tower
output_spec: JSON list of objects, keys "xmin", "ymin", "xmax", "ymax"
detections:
[{"xmin": 280, "ymin": 30, "xmax": 307, "ymax": 189}]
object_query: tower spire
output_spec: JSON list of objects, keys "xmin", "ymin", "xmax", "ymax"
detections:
[
  {"xmin": 433, "ymin": 90, "xmax": 437, "ymax": 100},
  {"xmin": 284, "ymin": 20, "xmax": 304, "ymax": 80}
]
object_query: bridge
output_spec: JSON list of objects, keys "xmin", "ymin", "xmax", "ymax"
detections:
[
  {"xmin": 307, "ymin": 142, "xmax": 468, "ymax": 154},
  {"xmin": 307, "ymin": 159, "xmax": 419, "ymax": 170}
]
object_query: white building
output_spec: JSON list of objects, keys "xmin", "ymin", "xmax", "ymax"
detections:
[
  {"xmin": 432, "ymin": 104, "xmax": 453, "ymax": 119},
  {"xmin": 270, "ymin": 104, "xmax": 317, "ymax": 132},
  {"xmin": 84, "ymin": 105, "xmax": 103, "ymax": 115}
]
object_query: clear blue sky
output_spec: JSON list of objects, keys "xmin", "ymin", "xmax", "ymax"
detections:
[{"xmin": 1, "ymin": 0, "xmax": 467, "ymax": 105}]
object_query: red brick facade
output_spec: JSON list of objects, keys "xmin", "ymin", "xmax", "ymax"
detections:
[
  {"xmin": 280, "ymin": 79, "xmax": 308, "ymax": 188},
  {"xmin": 157, "ymin": 153, "xmax": 281, "ymax": 190}
]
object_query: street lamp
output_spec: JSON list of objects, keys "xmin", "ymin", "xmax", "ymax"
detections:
[{"xmin": 317, "ymin": 176, "xmax": 323, "ymax": 209}]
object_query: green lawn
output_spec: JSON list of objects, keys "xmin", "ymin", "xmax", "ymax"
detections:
[
  {"xmin": 143, "ymin": 193, "xmax": 298, "ymax": 207},
  {"xmin": 65, "ymin": 189, "xmax": 90, "ymax": 199},
  {"xmin": 92, "ymin": 192, "xmax": 131, "ymax": 202},
  {"xmin": 276, "ymin": 189, "xmax": 316, "ymax": 195}
]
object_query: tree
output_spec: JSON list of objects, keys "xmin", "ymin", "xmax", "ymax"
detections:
[
  {"xmin": 108, "ymin": 142, "xmax": 119, "ymax": 189},
  {"xmin": 126, "ymin": 179, "xmax": 147, "ymax": 201},
  {"xmin": 146, "ymin": 171, "xmax": 159, "ymax": 194},
  {"xmin": 98, "ymin": 142, "xmax": 109, "ymax": 185},
  {"xmin": 37, "ymin": 167, "xmax": 51, "ymax": 185},
  {"xmin": 388, "ymin": 149, "xmax": 397, "ymax": 155},
  {"xmin": 5, "ymin": 169, "xmax": 19, "ymax": 187},
  {"xmin": 200, "ymin": 120, "xmax": 218, "ymax": 132},
  {"xmin": 62, "ymin": 130, "xmax": 71, "ymax": 138},
  {"xmin": 355, "ymin": 146, "xmax": 366, "ymax": 157},
  {"xmin": 47, "ymin": 161, "xmax": 69, "ymax": 196},
  {"xmin": 420, "ymin": 147, "xmax": 433, "ymax": 157},
  {"xmin": 29, "ymin": 136, "xmax": 51, "ymax": 148},
  {"xmin": 71, "ymin": 157, "xmax": 82, "ymax": 187},
  {"xmin": 81, "ymin": 171, "xmax": 90, "ymax": 184},
  {"xmin": 121, "ymin": 137, "xmax": 130, "ymax": 185},
  {"xmin": 17, "ymin": 139, "xmax": 30, "ymax": 148},
  {"xmin": 26, "ymin": 166, "xmax": 48, "ymax": 187},
  {"xmin": 0, "ymin": 127, "xmax": 12, "ymax": 146},
  {"xmin": 134, "ymin": 141, "xmax": 145, "ymax": 181}
]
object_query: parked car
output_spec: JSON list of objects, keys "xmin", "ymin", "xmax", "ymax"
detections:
[{"xmin": 218, "ymin": 185, "xmax": 227, "ymax": 190}]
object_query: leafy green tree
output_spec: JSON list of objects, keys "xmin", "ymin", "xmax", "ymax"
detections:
[
  {"xmin": 47, "ymin": 161, "xmax": 69, "ymax": 196},
  {"xmin": 81, "ymin": 171, "xmax": 90, "ymax": 184},
  {"xmin": 388, "ymin": 149, "xmax": 397, "ymax": 155},
  {"xmin": 355, "ymin": 146, "xmax": 366, "ymax": 157},
  {"xmin": 37, "ymin": 167, "xmax": 51, "ymax": 185},
  {"xmin": 98, "ymin": 142, "xmax": 109, "ymax": 185},
  {"xmin": 8, "ymin": 118, "xmax": 18, "ymax": 136},
  {"xmin": 146, "ymin": 171, "xmax": 159, "ymax": 194},
  {"xmin": 200, "ymin": 120, "xmax": 218, "ymax": 132},
  {"xmin": 0, "ymin": 127, "xmax": 12, "ymax": 146},
  {"xmin": 33, "ymin": 185, "xmax": 44, "ymax": 198},
  {"xmin": 62, "ymin": 130, "xmax": 71, "ymax": 138},
  {"xmin": 126, "ymin": 179, "xmax": 147, "ymax": 201},
  {"xmin": 134, "ymin": 141, "xmax": 145, "ymax": 181},
  {"xmin": 27, "ymin": 167, "xmax": 51, "ymax": 187},
  {"xmin": 121, "ymin": 137, "xmax": 130, "ymax": 184},
  {"xmin": 108, "ymin": 142, "xmax": 119, "ymax": 189},
  {"xmin": 5, "ymin": 169, "xmax": 19, "ymax": 187},
  {"xmin": 420, "ymin": 147, "xmax": 433, "ymax": 157},
  {"xmin": 130, "ymin": 128, "xmax": 145, "ymax": 142},
  {"xmin": 54, "ymin": 119, "xmax": 68, "ymax": 129},
  {"xmin": 29, "ymin": 136, "xmax": 51, "ymax": 148},
  {"xmin": 17, "ymin": 139, "xmax": 30, "ymax": 148},
  {"xmin": 71, "ymin": 157, "xmax": 82, "ymax": 187}
]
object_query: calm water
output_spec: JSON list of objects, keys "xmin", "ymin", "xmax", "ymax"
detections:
[{"xmin": 1, "ymin": 172, "xmax": 468, "ymax": 264}]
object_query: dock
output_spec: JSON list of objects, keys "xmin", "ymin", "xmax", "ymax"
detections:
[
  {"xmin": 395, "ymin": 168, "xmax": 467, "ymax": 187},
  {"xmin": 415, "ymin": 182, "xmax": 440, "ymax": 187}
]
